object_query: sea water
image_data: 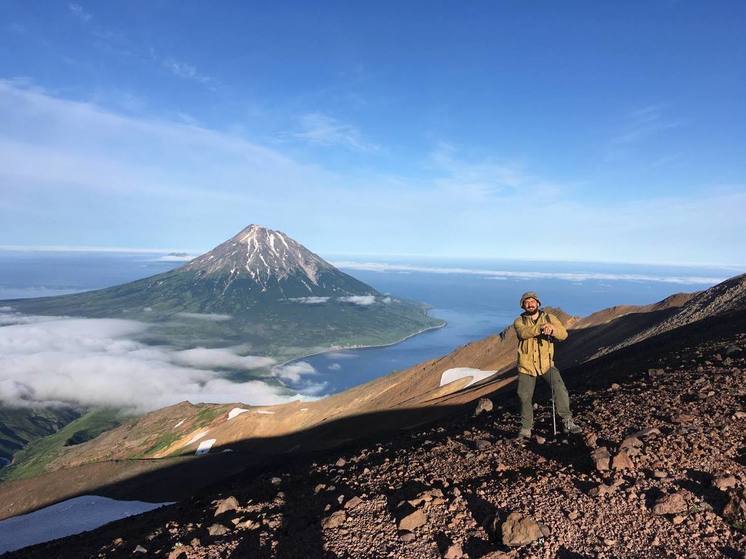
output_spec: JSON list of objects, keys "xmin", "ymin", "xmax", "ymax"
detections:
[{"xmin": 0, "ymin": 251, "xmax": 737, "ymax": 394}]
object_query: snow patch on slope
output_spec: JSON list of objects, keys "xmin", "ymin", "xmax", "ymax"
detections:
[
  {"xmin": 228, "ymin": 407, "xmax": 250, "ymax": 420},
  {"xmin": 439, "ymin": 368, "xmax": 497, "ymax": 388}
]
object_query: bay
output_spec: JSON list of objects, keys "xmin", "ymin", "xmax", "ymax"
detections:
[{"xmin": 0, "ymin": 251, "xmax": 736, "ymax": 395}]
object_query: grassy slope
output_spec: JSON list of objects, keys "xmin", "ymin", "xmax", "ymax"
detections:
[
  {"xmin": 0, "ymin": 409, "xmax": 123, "ymax": 482},
  {"xmin": 0, "ymin": 407, "xmax": 82, "ymax": 466}
]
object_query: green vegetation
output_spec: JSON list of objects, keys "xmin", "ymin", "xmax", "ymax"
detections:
[
  {"xmin": 139, "ymin": 431, "xmax": 182, "ymax": 458},
  {"xmin": 194, "ymin": 405, "xmax": 226, "ymax": 427},
  {"xmin": 0, "ymin": 408, "xmax": 124, "ymax": 482},
  {"xmin": 0, "ymin": 406, "xmax": 81, "ymax": 466},
  {"xmin": 7, "ymin": 268, "xmax": 443, "ymax": 359}
]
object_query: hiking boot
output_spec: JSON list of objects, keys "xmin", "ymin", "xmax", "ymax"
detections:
[
  {"xmin": 515, "ymin": 428, "xmax": 531, "ymax": 441},
  {"xmin": 563, "ymin": 418, "xmax": 582, "ymax": 434}
]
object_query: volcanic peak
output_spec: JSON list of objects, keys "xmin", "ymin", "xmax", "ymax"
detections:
[{"xmin": 183, "ymin": 224, "xmax": 335, "ymax": 293}]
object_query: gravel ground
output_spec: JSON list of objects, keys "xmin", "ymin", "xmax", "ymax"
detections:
[{"xmin": 6, "ymin": 331, "xmax": 746, "ymax": 559}]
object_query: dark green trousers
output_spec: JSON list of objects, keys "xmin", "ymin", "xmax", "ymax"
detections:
[{"xmin": 517, "ymin": 367, "xmax": 572, "ymax": 431}]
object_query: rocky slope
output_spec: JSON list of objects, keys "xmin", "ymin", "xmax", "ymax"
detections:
[
  {"xmin": 7, "ymin": 310, "xmax": 745, "ymax": 558},
  {"xmin": 0, "ymin": 276, "xmax": 736, "ymax": 522},
  {"xmin": 594, "ymin": 273, "xmax": 746, "ymax": 358}
]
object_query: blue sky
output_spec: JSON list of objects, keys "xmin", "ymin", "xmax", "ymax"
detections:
[{"xmin": 1, "ymin": 1, "xmax": 744, "ymax": 265}]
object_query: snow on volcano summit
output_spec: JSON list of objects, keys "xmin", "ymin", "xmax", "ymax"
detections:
[{"xmin": 182, "ymin": 224, "xmax": 377, "ymax": 297}]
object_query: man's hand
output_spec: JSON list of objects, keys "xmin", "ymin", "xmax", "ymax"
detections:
[{"xmin": 540, "ymin": 324, "xmax": 554, "ymax": 336}]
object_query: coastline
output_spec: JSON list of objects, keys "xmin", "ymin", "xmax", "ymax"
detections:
[{"xmin": 276, "ymin": 319, "xmax": 447, "ymax": 367}]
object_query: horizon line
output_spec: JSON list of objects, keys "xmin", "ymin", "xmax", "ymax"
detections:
[{"xmin": 0, "ymin": 244, "xmax": 743, "ymax": 270}]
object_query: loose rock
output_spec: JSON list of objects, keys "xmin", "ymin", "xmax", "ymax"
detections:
[
  {"xmin": 653, "ymin": 492, "xmax": 688, "ymax": 515},
  {"xmin": 207, "ymin": 523, "xmax": 229, "ymax": 536},
  {"xmin": 323, "ymin": 510, "xmax": 347, "ymax": 529},
  {"xmin": 501, "ymin": 512, "xmax": 547, "ymax": 546},
  {"xmin": 214, "ymin": 496, "xmax": 240, "ymax": 516},
  {"xmin": 474, "ymin": 397, "xmax": 494, "ymax": 416},
  {"xmin": 398, "ymin": 509, "xmax": 427, "ymax": 532},
  {"xmin": 612, "ymin": 449, "xmax": 635, "ymax": 471},
  {"xmin": 591, "ymin": 447, "xmax": 611, "ymax": 471}
]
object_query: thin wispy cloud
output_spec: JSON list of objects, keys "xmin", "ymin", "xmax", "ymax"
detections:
[
  {"xmin": 334, "ymin": 261, "xmax": 727, "ymax": 285},
  {"xmin": 1, "ymin": 81, "xmax": 744, "ymax": 265},
  {"xmin": 0, "ymin": 245, "xmax": 191, "ymax": 254},
  {"xmin": 161, "ymin": 58, "xmax": 217, "ymax": 89},
  {"xmin": 606, "ymin": 105, "xmax": 686, "ymax": 164},
  {"xmin": 429, "ymin": 143, "xmax": 561, "ymax": 199},
  {"xmin": 611, "ymin": 105, "xmax": 684, "ymax": 146},
  {"xmin": 292, "ymin": 112, "xmax": 377, "ymax": 151},
  {"xmin": 288, "ymin": 296, "xmax": 330, "ymax": 304},
  {"xmin": 68, "ymin": 3, "xmax": 92, "ymax": 23},
  {"xmin": 7, "ymin": 22, "xmax": 26, "ymax": 34}
]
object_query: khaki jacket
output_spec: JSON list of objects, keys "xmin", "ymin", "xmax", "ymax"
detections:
[{"xmin": 513, "ymin": 311, "xmax": 568, "ymax": 376}]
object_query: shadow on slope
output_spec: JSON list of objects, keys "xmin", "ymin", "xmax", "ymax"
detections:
[{"xmin": 3, "ymin": 308, "xmax": 745, "ymax": 557}]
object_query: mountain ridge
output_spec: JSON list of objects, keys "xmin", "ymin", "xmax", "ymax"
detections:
[
  {"xmin": 4, "ymin": 289, "xmax": 746, "ymax": 558},
  {"xmin": 2, "ymin": 271, "xmax": 744, "ymax": 526}
]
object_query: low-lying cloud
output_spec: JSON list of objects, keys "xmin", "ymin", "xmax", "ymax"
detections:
[
  {"xmin": 0, "ymin": 311, "xmax": 317, "ymax": 412},
  {"xmin": 334, "ymin": 261, "xmax": 726, "ymax": 285},
  {"xmin": 271, "ymin": 361, "xmax": 316, "ymax": 383},
  {"xmin": 171, "ymin": 347, "xmax": 275, "ymax": 370},
  {"xmin": 338, "ymin": 295, "xmax": 376, "ymax": 306},
  {"xmin": 287, "ymin": 295, "xmax": 381, "ymax": 306},
  {"xmin": 175, "ymin": 312, "xmax": 232, "ymax": 321},
  {"xmin": 288, "ymin": 296, "xmax": 330, "ymax": 304}
]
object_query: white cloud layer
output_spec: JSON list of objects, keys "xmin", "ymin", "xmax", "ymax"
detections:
[
  {"xmin": 175, "ymin": 312, "xmax": 232, "ymax": 321},
  {"xmin": 334, "ymin": 261, "xmax": 727, "ymax": 285},
  {"xmin": 338, "ymin": 295, "xmax": 377, "ymax": 305},
  {"xmin": 288, "ymin": 296, "xmax": 330, "ymax": 304},
  {"xmin": 0, "ymin": 312, "xmax": 311, "ymax": 412},
  {"xmin": 271, "ymin": 361, "xmax": 317, "ymax": 383}
]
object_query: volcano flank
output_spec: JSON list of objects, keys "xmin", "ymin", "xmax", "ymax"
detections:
[{"xmin": 2, "ymin": 225, "xmax": 443, "ymax": 358}]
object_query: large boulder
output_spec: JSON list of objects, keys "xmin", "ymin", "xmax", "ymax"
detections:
[
  {"xmin": 214, "ymin": 496, "xmax": 240, "ymax": 516},
  {"xmin": 612, "ymin": 449, "xmax": 635, "ymax": 471},
  {"xmin": 591, "ymin": 447, "xmax": 611, "ymax": 471},
  {"xmin": 653, "ymin": 492, "xmax": 688, "ymax": 515},
  {"xmin": 399, "ymin": 509, "xmax": 427, "ymax": 532},
  {"xmin": 501, "ymin": 512, "xmax": 549, "ymax": 546}
]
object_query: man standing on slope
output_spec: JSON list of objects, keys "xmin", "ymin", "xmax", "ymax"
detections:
[{"xmin": 514, "ymin": 291, "xmax": 582, "ymax": 440}]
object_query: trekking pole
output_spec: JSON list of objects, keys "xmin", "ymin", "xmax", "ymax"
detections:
[
  {"xmin": 550, "ymin": 362, "xmax": 557, "ymax": 436},
  {"xmin": 540, "ymin": 334, "xmax": 558, "ymax": 436}
]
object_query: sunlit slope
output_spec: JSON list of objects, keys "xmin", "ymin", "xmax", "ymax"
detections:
[{"xmin": 5, "ymin": 274, "xmax": 744, "ymax": 521}]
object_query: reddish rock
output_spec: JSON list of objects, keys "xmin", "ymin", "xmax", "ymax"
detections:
[
  {"xmin": 723, "ymin": 487, "xmax": 746, "ymax": 524},
  {"xmin": 591, "ymin": 447, "xmax": 611, "ymax": 471},
  {"xmin": 443, "ymin": 543, "xmax": 464, "ymax": 558},
  {"xmin": 501, "ymin": 512, "xmax": 548, "ymax": 546},
  {"xmin": 323, "ymin": 510, "xmax": 347, "ymax": 529},
  {"xmin": 612, "ymin": 449, "xmax": 635, "ymax": 471},
  {"xmin": 214, "ymin": 496, "xmax": 240, "ymax": 516},
  {"xmin": 398, "ymin": 509, "xmax": 427, "ymax": 532},
  {"xmin": 653, "ymin": 492, "xmax": 688, "ymax": 515},
  {"xmin": 713, "ymin": 474, "xmax": 737, "ymax": 491},
  {"xmin": 344, "ymin": 496, "xmax": 363, "ymax": 510},
  {"xmin": 207, "ymin": 523, "xmax": 229, "ymax": 536}
]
